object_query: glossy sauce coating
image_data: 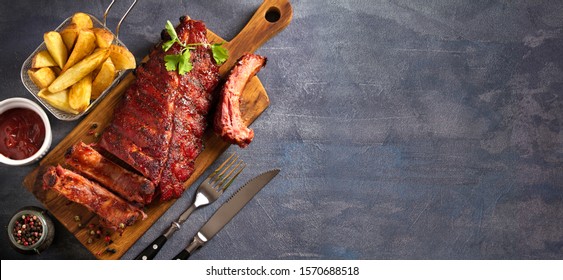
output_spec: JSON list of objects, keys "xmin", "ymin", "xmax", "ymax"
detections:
[{"xmin": 0, "ymin": 108, "xmax": 45, "ymax": 160}]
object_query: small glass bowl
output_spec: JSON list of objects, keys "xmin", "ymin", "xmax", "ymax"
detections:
[
  {"xmin": 20, "ymin": 13, "xmax": 131, "ymax": 121},
  {"xmin": 7, "ymin": 206, "xmax": 55, "ymax": 255}
]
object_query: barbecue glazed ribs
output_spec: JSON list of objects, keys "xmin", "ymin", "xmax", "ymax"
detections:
[
  {"xmin": 43, "ymin": 165, "xmax": 146, "ymax": 229},
  {"xmin": 99, "ymin": 17, "xmax": 220, "ymax": 201},
  {"xmin": 214, "ymin": 53, "xmax": 267, "ymax": 148},
  {"xmin": 65, "ymin": 142, "xmax": 155, "ymax": 206}
]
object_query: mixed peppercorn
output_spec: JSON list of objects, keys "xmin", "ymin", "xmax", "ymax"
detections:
[
  {"xmin": 74, "ymin": 215, "xmax": 118, "ymax": 255},
  {"xmin": 12, "ymin": 214, "xmax": 43, "ymax": 247}
]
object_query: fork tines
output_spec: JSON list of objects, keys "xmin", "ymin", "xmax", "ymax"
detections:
[{"xmin": 209, "ymin": 153, "xmax": 246, "ymax": 191}]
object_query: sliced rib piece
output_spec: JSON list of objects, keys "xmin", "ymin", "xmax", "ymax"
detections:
[
  {"xmin": 214, "ymin": 53, "xmax": 267, "ymax": 148},
  {"xmin": 42, "ymin": 165, "xmax": 146, "ymax": 229},
  {"xmin": 65, "ymin": 142, "xmax": 155, "ymax": 206},
  {"xmin": 99, "ymin": 18, "xmax": 219, "ymax": 201}
]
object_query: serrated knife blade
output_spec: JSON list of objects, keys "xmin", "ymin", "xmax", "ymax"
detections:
[{"xmin": 172, "ymin": 169, "xmax": 280, "ymax": 259}]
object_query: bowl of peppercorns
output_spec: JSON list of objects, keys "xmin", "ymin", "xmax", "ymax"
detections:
[{"xmin": 7, "ymin": 206, "xmax": 55, "ymax": 254}]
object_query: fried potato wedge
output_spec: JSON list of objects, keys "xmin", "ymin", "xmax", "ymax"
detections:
[
  {"xmin": 62, "ymin": 29, "xmax": 96, "ymax": 71},
  {"xmin": 31, "ymin": 50, "xmax": 57, "ymax": 68},
  {"xmin": 48, "ymin": 48, "xmax": 110, "ymax": 93},
  {"xmin": 93, "ymin": 28, "xmax": 114, "ymax": 49},
  {"xmin": 92, "ymin": 58, "xmax": 116, "ymax": 99},
  {"xmin": 71, "ymin": 12, "xmax": 93, "ymax": 29},
  {"xmin": 28, "ymin": 67, "xmax": 56, "ymax": 89},
  {"xmin": 109, "ymin": 45, "xmax": 136, "ymax": 70},
  {"xmin": 51, "ymin": 67, "xmax": 62, "ymax": 76},
  {"xmin": 44, "ymin": 31, "xmax": 68, "ymax": 69},
  {"xmin": 69, "ymin": 74, "xmax": 92, "ymax": 112},
  {"xmin": 60, "ymin": 23, "xmax": 80, "ymax": 51},
  {"xmin": 38, "ymin": 88, "xmax": 80, "ymax": 115}
]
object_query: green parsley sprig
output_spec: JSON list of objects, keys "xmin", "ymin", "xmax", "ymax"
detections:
[{"xmin": 162, "ymin": 20, "xmax": 228, "ymax": 75}]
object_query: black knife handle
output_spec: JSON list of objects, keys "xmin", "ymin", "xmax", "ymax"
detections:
[
  {"xmin": 172, "ymin": 233, "xmax": 205, "ymax": 260},
  {"xmin": 173, "ymin": 249, "xmax": 191, "ymax": 260},
  {"xmin": 134, "ymin": 235, "xmax": 168, "ymax": 260}
]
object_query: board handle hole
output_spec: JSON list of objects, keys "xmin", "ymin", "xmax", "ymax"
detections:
[{"xmin": 265, "ymin": 7, "xmax": 281, "ymax": 23}]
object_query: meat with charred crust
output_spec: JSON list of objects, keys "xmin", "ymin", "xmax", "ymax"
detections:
[
  {"xmin": 65, "ymin": 142, "xmax": 155, "ymax": 206},
  {"xmin": 214, "ymin": 53, "xmax": 267, "ymax": 148},
  {"xmin": 43, "ymin": 165, "xmax": 146, "ymax": 229},
  {"xmin": 99, "ymin": 17, "xmax": 220, "ymax": 201}
]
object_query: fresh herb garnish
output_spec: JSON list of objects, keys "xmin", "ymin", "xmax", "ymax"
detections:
[
  {"xmin": 211, "ymin": 42, "xmax": 228, "ymax": 65},
  {"xmin": 162, "ymin": 20, "xmax": 228, "ymax": 75},
  {"xmin": 162, "ymin": 20, "xmax": 180, "ymax": 52},
  {"xmin": 164, "ymin": 49, "xmax": 192, "ymax": 75}
]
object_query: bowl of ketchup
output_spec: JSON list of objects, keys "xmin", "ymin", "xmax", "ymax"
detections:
[{"xmin": 0, "ymin": 98, "xmax": 52, "ymax": 166}]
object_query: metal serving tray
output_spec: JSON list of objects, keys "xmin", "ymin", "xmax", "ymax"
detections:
[{"xmin": 20, "ymin": 0, "xmax": 136, "ymax": 121}]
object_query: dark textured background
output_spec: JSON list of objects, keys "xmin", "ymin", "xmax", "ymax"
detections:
[{"xmin": 1, "ymin": 0, "xmax": 562, "ymax": 260}]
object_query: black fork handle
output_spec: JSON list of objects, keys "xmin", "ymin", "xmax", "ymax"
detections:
[{"xmin": 134, "ymin": 235, "xmax": 167, "ymax": 260}]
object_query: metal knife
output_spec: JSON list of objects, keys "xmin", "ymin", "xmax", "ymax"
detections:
[{"xmin": 172, "ymin": 169, "xmax": 280, "ymax": 260}]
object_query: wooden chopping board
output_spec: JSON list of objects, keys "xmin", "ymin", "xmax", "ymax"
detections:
[{"xmin": 22, "ymin": 0, "xmax": 292, "ymax": 260}]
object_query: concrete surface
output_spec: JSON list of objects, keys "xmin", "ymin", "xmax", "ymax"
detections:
[{"xmin": 0, "ymin": 0, "xmax": 562, "ymax": 259}]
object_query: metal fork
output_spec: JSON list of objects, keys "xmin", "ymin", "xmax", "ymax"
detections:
[{"xmin": 135, "ymin": 153, "xmax": 245, "ymax": 260}]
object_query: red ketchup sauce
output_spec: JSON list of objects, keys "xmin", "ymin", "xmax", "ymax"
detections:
[{"xmin": 0, "ymin": 108, "xmax": 45, "ymax": 160}]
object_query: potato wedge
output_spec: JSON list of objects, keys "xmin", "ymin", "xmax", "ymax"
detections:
[
  {"xmin": 71, "ymin": 12, "xmax": 93, "ymax": 29},
  {"xmin": 38, "ymin": 88, "xmax": 80, "ymax": 115},
  {"xmin": 109, "ymin": 45, "xmax": 136, "ymax": 70},
  {"xmin": 69, "ymin": 74, "xmax": 92, "ymax": 112},
  {"xmin": 28, "ymin": 67, "xmax": 56, "ymax": 89},
  {"xmin": 62, "ymin": 29, "xmax": 96, "ymax": 71},
  {"xmin": 44, "ymin": 31, "xmax": 68, "ymax": 68},
  {"xmin": 48, "ymin": 48, "xmax": 110, "ymax": 92},
  {"xmin": 51, "ymin": 67, "xmax": 62, "ymax": 76},
  {"xmin": 31, "ymin": 50, "xmax": 57, "ymax": 68},
  {"xmin": 60, "ymin": 23, "xmax": 80, "ymax": 51},
  {"xmin": 92, "ymin": 58, "xmax": 116, "ymax": 99},
  {"xmin": 92, "ymin": 28, "xmax": 114, "ymax": 49}
]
